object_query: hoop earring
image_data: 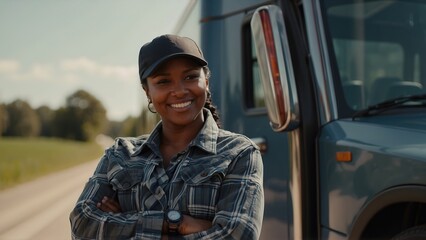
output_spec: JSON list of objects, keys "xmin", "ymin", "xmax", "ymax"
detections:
[{"xmin": 148, "ymin": 100, "xmax": 157, "ymax": 113}]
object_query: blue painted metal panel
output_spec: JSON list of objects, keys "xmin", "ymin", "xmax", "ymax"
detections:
[
  {"xmin": 319, "ymin": 113, "xmax": 426, "ymax": 234},
  {"xmin": 200, "ymin": 1, "xmax": 292, "ymax": 239}
]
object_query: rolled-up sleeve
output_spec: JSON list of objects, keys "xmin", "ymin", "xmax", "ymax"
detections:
[
  {"xmin": 185, "ymin": 146, "xmax": 264, "ymax": 240},
  {"xmin": 69, "ymin": 154, "xmax": 164, "ymax": 240}
]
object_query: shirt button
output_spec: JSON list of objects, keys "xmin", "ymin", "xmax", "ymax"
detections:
[
  {"xmin": 201, "ymin": 172, "xmax": 208, "ymax": 177},
  {"xmin": 122, "ymin": 182, "xmax": 131, "ymax": 188},
  {"xmin": 156, "ymin": 188, "xmax": 162, "ymax": 195}
]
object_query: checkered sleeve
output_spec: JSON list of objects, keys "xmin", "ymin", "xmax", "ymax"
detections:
[
  {"xmin": 184, "ymin": 145, "xmax": 265, "ymax": 240},
  {"xmin": 69, "ymin": 153, "xmax": 164, "ymax": 240}
]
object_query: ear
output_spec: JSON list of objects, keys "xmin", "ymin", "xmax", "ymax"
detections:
[{"xmin": 142, "ymin": 85, "xmax": 150, "ymax": 99}]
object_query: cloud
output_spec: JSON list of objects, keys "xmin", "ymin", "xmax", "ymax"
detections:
[
  {"xmin": 0, "ymin": 60, "xmax": 20, "ymax": 74},
  {"xmin": 29, "ymin": 64, "xmax": 54, "ymax": 80},
  {"xmin": 0, "ymin": 59, "xmax": 53, "ymax": 81},
  {"xmin": 60, "ymin": 57, "xmax": 137, "ymax": 81},
  {"xmin": 0, "ymin": 57, "xmax": 137, "ymax": 84},
  {"xmin": 60, "ymin": 57, "xmax": 97, "ymax": 73}
]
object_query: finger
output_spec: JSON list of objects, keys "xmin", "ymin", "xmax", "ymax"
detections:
[
  {"xmin": 103, "ymin": 197, "xmax": 120, "ymax": 208},
  {"xmin": 97, "ymin": 202, "xmax": 110, "ymax": 212},
  {"xmin": 110, "ymin": 200, "xmax": 122, "ymax": 212},
  {"xmin": 102, "ymin": 197, "xmax": 121, "ymax": 212}
]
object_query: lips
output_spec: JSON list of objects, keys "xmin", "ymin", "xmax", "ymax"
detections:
[{"xmin": 170, "ymin": 101, "xmax": 192, "ymax": 109}]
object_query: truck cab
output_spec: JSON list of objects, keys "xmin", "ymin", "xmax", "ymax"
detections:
[{"xmin": 178, "ymin": 0, "xmax": 426, "ymax": 239}]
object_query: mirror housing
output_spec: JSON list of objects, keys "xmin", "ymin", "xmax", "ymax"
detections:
[{"xmin": 251, "ymin": 5, "xmax": 299, "ymax": 132}]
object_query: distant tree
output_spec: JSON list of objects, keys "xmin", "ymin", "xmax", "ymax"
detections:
[
  {"xmin": 119, "ymin": 116, "xmax": 137, "ymax": 137},
  {"xmin": 120, "ymin": 108, "xmax": 160, "ymax": 137},
  {"xmin": 36, "ymin": 105, "xmax": 55, "ymax": 137},
  {"xmin": 138, "ymin": 107, "xmax": 160, "ymax": 135},
  {"xmin": 0, "ymin": 103, "xmax": 8, "ymax": 136},
  {"xmin": 104, "ymin": 107, "xmax": 160, "ymax": 139},
  {"xmin": 53, "ymin": 107, "xmax": 71, "ymax": 139},
  {"xmin": 104, "ymin": 120, "xmax": 122, "ymax": 139},
  {"xmin": 54, "ymin": 89, "xmax": 107, "ymax": 141},
  {"xmin": 5, "ymin": 99, "xmax": 40, "ymax": 137}
]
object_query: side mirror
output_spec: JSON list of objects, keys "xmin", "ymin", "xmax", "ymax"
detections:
[{"xmin": 251, "ymin": 5, "xmax": 299, "ymax": 132}]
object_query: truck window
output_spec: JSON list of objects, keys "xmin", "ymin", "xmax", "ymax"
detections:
[
  {"xmin": 243, "ymin": 23, "xmax": 265, "ymax": 110},
  {"xmin": 333, "ymin": 38, "xmax": 403, "ymax": 108},
  {"xmin": 323, "ymin": 0, "xmax": 426, "ymax": 115}
]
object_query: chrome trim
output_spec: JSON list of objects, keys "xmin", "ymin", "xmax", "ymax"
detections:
[
  {"xmin": 251, "ymin": 5, "xmax": 300, "ymax": 132},
  {"xmin": 289, "ymin": 130, "xmax": 302, "ymax": 240},
  {"xmin": 303, "ymin": 0, "xmax": 338, "ymax": 122}
]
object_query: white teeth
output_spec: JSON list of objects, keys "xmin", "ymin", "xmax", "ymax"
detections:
[{"xmin": 171, "ymin": 101, "xmax": 191, "ymax": 108}]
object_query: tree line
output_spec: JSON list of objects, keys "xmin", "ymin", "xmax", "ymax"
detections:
[{"xmin": 0, "ymin": 89, "xmax": 160, "ymax": 141}]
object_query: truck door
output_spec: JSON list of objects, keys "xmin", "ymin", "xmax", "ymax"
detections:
[{"xmin": 200, "ymin": 1, "xmax": 294, "ymax": 239}]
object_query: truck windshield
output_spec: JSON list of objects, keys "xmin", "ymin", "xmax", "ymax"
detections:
[{"xmin": 323, "ymin": 0, "xmax": 426, "ymax": 116}]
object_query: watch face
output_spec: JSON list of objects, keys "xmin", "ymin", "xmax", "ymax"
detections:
[{"xmin": 167, "ymin": 210, "xmax": 181, "ymax": 221}]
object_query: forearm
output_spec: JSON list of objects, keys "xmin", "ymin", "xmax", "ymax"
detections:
[
  {"xmin": 181, "ymin": 148, "xmax": 264, "ymax": 239},
  {"xmin": 181, "ymin": 183, "xmax": 264, "ymax": 240},
  {"xmin": 177, "ymin": 214, "xmax": 212, "ymax": 235},
  {"xmin": 70, "ymin": 177, "xmax": 164, "ymax": 239},
  {"xmin": 70, "ymin": 200, "xmax": 164, "ymax": 239},
  {"xmin": 70, "ymin": 200, "xmax": 136, "ymax": 239}
]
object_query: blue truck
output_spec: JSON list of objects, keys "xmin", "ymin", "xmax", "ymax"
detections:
[{"xmin": 176, "ymin": 0, "xmax": 426, "ymax": 239}]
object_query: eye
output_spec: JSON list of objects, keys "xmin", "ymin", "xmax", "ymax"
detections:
[
  {"xmin": 184, "ymin": 73, "xmax": 201, "ymax": 81},
  {"xmin": 156, "ymin": 79, "xmax": 170, "ymax": 85}
]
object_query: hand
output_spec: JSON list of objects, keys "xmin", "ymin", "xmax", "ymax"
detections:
[
  {"xmin": 162, "ymin": 214, "xmax": 211, "ymax": 236},
  {"xmin": 97, "ymin": 196, "xmax": 122, "ymax": 213},
  {"xmin": 179, "ymin": 214, "xmax": 212, "ymax": 235}
]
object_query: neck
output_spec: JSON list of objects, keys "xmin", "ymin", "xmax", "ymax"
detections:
[
  {"xmin": 161, "ymin": 119, "xmax": 203, "ymax": 147},
  {"xmin": 159, "ymin": 116, "xmax": 205, "ymax": 166}
]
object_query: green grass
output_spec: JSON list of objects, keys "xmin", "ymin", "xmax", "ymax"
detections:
[{"xmin": 0, "ymin": 137, "xmax": 104, "ymax": 190}]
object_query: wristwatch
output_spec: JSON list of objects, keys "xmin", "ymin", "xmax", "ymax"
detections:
[{"xmin": 165, "ymin": 209, "xmax": 183, "ymax": 233}]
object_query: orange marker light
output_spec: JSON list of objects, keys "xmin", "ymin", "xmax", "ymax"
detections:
[{"xmin": 336, "ymin": 151, "xmax": 352, "ymax": 162}]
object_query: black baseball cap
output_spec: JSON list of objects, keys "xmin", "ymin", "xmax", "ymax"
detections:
[{"xmin": 138, "ymin": 34, "xmax": 208, "ymax": 83}]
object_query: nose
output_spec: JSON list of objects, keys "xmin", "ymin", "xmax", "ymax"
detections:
[{"xmin": 171, "ymin": 81, "xmax": 188, "ymax": 97}]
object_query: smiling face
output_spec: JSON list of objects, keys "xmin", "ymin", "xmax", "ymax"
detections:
[{"xmin": 144, "ymin": 57, "xmax": 208, "ymax": 128}]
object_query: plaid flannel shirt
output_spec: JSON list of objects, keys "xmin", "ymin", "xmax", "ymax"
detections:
[{"xmin": 70, "ymin": 109, "xmax": 264, "ymax": 239}]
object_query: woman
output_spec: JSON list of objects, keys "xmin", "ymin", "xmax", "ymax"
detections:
[{"xmin": 70, "ymin": 34, "xmax": 264, "ymax": 239}]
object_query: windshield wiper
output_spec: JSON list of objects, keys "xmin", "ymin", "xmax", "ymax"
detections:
[{"xmin": 353, "ymin": 94, "xmax": 426, "ymax": 118}]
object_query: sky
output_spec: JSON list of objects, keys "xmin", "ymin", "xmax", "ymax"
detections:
[{"xmin": 0, "ymin": 0, "xmax": 193, "ymax": 121}]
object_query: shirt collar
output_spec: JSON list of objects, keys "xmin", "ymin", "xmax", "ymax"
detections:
[
  {"xmin": 188, "ymin": 109, "xmax": 218, "ymax": 155},
  {"xmin": 134, "ymin": 108, "xmax": 219, "ymax": 156}
]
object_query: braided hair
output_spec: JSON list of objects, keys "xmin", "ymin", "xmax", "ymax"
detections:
[{"xmin": 203, "ymin": 66, "xmax": 221, "ymax": 128}]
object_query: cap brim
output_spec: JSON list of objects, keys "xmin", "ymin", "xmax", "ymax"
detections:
[{"xmin": 141, "ymin": 53, "xmax": 208, "ymax": 80}]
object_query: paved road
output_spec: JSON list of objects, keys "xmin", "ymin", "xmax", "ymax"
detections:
[{"xmin": 0, "ymin": 160, "xmax": 99, "ymax": 240}]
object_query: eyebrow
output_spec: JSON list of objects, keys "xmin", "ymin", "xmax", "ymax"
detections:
[{"xmin": 152, "ymin": 67, "xmax": 201, "ymax": 78}]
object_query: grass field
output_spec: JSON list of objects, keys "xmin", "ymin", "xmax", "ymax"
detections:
[{"xmin": 0, "ymin": 137, "xmax": 104, "ymax": 190}]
